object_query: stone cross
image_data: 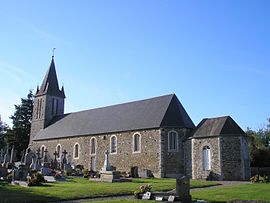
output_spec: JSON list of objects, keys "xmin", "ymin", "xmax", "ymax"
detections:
[
  {"xmin": 62, "ymin": 149, "xmax": 67, "ymax": 163},
  {"xmin": 53, "ymin": 151, "xmax": 58, "ymax": 161},
  {"xmin": 43, "ymin": 149, "xmax": 48, "ymax": 163},
  {"xmin": 67, "ymin": 152, "xmax": 72, "ymax": 164},
  {"xmin": 3, "ymin": 144, "xmax": 10, "ymax": 165},
  {"xmin": 101, "ymin": 150, "xmax": 112, "ymax": 172},
  {"xmin": 9, "ymin": 145, "xmax": 15, "ymax": 163}
]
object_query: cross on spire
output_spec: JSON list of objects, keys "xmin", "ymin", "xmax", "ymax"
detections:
[{"xmin": 52, "ymin": 48, "xmax": 56, "ymax": 58}]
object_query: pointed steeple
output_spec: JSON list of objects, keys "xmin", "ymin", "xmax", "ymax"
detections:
[{"xmin": 36, "ymin": 56, "xmax": 65, "ymax": 98}]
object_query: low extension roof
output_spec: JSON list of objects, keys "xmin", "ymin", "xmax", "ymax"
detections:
[
  {"xmin": 33, "ymin": 94, "xmax": 195, "ymax": 141},
  {"xmin": 191, "ymin": 116, "xmax": 245, "ymax": 138}
]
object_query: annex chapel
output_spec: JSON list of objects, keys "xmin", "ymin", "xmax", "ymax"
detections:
[{"xmin": 29, "ymin": 57, "xmax": 251, "ymax": 180}]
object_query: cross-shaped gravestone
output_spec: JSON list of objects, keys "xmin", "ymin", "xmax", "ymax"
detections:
[
  {"xmin": 36, "ymin": 148, "xmax": 41, "ymax": 159},
  {"xmin": 53, "ymin": 151, "xmax": 58, "ymax": 161},
  {"xmin": 101, "ymin": 150, "xmax": 112, "ymax": 172},
  {"xmin": 62, "ymin": 150, "xmax": 67, "ymax": 164},
  {"xmin": 44, "ymin": 149, "xmax": 48, "ymax": 163}
]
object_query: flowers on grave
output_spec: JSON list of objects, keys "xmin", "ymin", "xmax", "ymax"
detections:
[
  {"xmin": 54, "ymin": 172, "xmax": 63, "ymax": 180},
  {"xmin": 134, "ymin": 183, "xmax": 152, "ymax": 198},
  {"xmin": 250, "ymin": 174, "xmax": 270, "ymax": 183},
  {"xmin": 27, "ymin": 172, "xmax": 45, "ymax": 186}
]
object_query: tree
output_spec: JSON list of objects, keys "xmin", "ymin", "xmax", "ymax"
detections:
[
  {"xmin": 9, "ymin": 90, "xmax": 33, "ymax": 159},
  {"xmin": 247, "ymin": 118, "xmax": 270, "ymax": 167},
  {"xmin": 0, "ymin": 116, "xmax": 9, "ymax": 149}
]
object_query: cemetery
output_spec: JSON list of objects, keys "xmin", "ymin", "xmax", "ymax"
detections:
[{"xmin": 0, "ymin": 143, "xmax": 270, "ymax": 203}]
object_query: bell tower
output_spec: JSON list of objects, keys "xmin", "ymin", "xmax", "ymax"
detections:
[{"xmin": 29, "ymin": 56, "xmax": 65, "ymax": 144}]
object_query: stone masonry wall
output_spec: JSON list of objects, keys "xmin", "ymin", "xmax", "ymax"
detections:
[
  {"xmin": 184, "ymin": 139, "xmax": 192, "ymax": 178},
  {"xmin": 220, "ymin": 135, "xmax": 244, "ymax": 180},
  {"xmin": 192, "ymin": 137, "xmax": 222, "ymax": 180},
  {"xmin": 160, "ymin": 128, "xmax": 185, "ymax": 178},
  {"xmin": 32, "ymin": 128, "xmax": 162, "ymax": 177}
]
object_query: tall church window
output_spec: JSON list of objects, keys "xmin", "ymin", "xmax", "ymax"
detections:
[
  {"xmin": 56, "ymin": 144, "xmax": 61, "ymax": 158},
  {"xmin": 90, "ymin": 137, "xmax": 97, "ymax": 155},
  {"xmin": 133, "ymin": 133, "xmax": 141, "ymax": 153},
  {"xmin": 74, "ymin": 143, "xmax": 80, "ymax": 159},
  {"xmin": 40, "ymin": 145, "xmax": 46, "ymax": 158},
  {"xmin": 110, "ymin": 135, "xmax": 117, "ymax": 154},
  {"xmin": 168, "ymin": 131, "xmax": 178, "ymax": 152},
  {"xmin": 52, "ymin": 98, "xmax": 55, "ymax": 116},
  {"xmin": 202, "ymin": 146, "xmax": 211, "ymax": 170},
  {"xmin": 38, "ymin": 99, "xmax": 42, "ymax": 118}
]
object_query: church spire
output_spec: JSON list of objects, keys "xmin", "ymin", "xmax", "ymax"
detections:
[{"xmin": 36, "ymin": 56, "xmax": 65, "ymax": 98}]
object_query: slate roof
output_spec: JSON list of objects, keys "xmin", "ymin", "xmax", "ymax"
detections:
[
  {"xmin": 36, "ymin": 57, "xmax": 65, "ymax": 98},
  {"xmin": 33, "ymin": 94, "xmax": 195, "ymax": 141},
  {"xmin": 191, "ymin": 116, "xmax": 245, "ymax": 138}
]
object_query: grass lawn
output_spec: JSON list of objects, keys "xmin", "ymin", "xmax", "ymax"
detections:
[
  {"xmin": 0, "ymin": 177, "xmax": 218, "ymax": 203},
  {"xmin": 191, "ymin": 183, "xmax": 270, "ymax": 202}
]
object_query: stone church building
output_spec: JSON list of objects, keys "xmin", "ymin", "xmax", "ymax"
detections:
[{"xmin": 29, "ymin": 57, "xmax": 250, "ymax": 180}]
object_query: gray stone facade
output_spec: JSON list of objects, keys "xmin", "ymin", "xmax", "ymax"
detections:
[
  {"xmin": 186, "ymin": 134, "xmax": 250, "ymax": 180},
  {"xmin": 32, "ymin": 128, "xmax": 186, "ymax": 178}
]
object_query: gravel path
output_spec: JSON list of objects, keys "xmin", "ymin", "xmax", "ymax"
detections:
[{"xmin": 49, "ymin": 181, "xmax": 250, "ymax": 203}]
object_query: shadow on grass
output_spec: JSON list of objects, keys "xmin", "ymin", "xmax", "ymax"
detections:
[{"xmin": 0, "ymin": 182, "xmax": 61, "ymax": 203}]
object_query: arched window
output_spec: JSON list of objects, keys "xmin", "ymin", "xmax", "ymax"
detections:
[
  {"xmin": 73, "ymin": 143, "xmax": 80, "ymax": 159},
  {"xmin": 133, "ymin": 133, "xmax": 141, "ymax": 153},
  {"xmin": 168, "ymin": 131, "xmax": 178, "ymax": 152},
  {"xmin": 90, "ymin": 137, "xmax": 97, "ymax": 155},
  {"xmin": 40, "ymin": 145, "xmax": 46, "ymax": 158},
  {"xmin": 56, "ymin": 144, "xmax": 61, "ymax": 158},
  {"xmin": 202, "ymin": 146, "xmax": 211, "ymax": 170},
  {"xmin": 110, "ymin": 135, "xmax": 117, "ymax": 154}
]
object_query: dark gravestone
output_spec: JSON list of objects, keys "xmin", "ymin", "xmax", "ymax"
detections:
[
  {"xmin": 176, "ymin": 176, "xmax": 192, "ymax": 202},
  {"xmin": 138, "ymin": 169, "xmax": 152, "ymax": 178},
  {"xmin": 13, "ymin": 165, "xmax": 28, "ymax": 181},
  {"xmin": 0, "ymin": 164, "xmax": 8, "ymax": 178}
]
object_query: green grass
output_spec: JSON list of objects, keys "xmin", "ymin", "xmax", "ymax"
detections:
[
  {"xmin": 191, "ymin": 183, "xmax": 270, "ymax": 202},
  {"xmin": 0, "ymin": 177, "xmax": 218, "ymax": 203}
]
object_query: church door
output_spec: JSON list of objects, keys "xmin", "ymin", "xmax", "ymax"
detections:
[{"xmin": 90, "ymin": 156, "xmax": 96, "ymax": 171}]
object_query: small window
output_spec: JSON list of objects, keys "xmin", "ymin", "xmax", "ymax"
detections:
[
  {"xmin": 133, "ymin": 133, "xmax": 141, "ymax": 153},
  {"xmin": 168, "ymin": 131, "xmax": 178, "ymax": 152},
  {"xmin": 90, "ymin": 137, "xmax": 97, "ymax": 155},
  {"xmin": 202, "ymin": 146, "xmax": 211, "ymax": 171},
  {"xmin": 40, "ymin": 145, "xmax": 46, "ymax": 158},
  {"xmin": 56, "ymin": 144, "xmax": 61, "ymax": 158},
  {"xmin": 110, "ymin": 135, "xmax": 117, "ymax": 154},
  {"xmin": 74, "ymin": 143, "xmax": 80, "ymax": 159}
]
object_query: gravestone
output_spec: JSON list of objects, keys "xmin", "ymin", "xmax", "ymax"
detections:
[
  {"xmin": 43, "ymin": 149, "xmax": 50, "ymax": 168},
  {"xmin": 64, "ymin": 163, "xmax": 72, "ymax": 174},
  {"xmin": 0, "ymin": 148, "xmax": 4, "ymax": 163},
  {"xmin": 3, "ymin": 144, "xmax": 10, "ymax": 166},
  {"xmin": 9, "ymin": 145, "xmax": 16, "ymax": 163},
  {"xmin": 51, "ymin": 151, "xmax": 59, "ymax": 169},
  {"xmin": 138, "ymin": 169, "xmax": 152, "ymax": 178},
  {"xmin": 0, "ymin": 164, "xmax": 8, "ymax": 178},
  {"xmin": 35, "ymin": 149, "xmax": 42, "ymax": 170},
  {"xmin": 40, "ymin": 167, "xmax": 52, "ymax": 176},
  {"xmin": 67, "ymin": 152, "xmax": 72, "ymax": 164},
  {"xmin": 13, "ymin": 164, "xmax": 28, "ymax": 181},
  {"xmin": 24, "ymin": 148, "xmax": 36, "ymax": 167},
  {"xmin": 176, "ymin": 176, "xmax": 191, "ymax": 202},
  {"xmin": 100, "ymin": 150, "xmax": 120, "ymax": 182},
  {"xmin": 61, "ymin": 150, "xmax": 68, "ymax": 170},
  {"xmin": 30, "ymin": 157, "xmax": 36, "ymax": 170}
]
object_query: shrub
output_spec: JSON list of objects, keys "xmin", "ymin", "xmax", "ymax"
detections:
[{"xmin": 27, "ymin": 172, "xmax": 45, "ymax": 186}]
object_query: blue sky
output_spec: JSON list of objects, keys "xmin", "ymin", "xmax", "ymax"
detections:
[{"xmin": 0, "ymin": 1, "xmax": 269, "ymax": 130}]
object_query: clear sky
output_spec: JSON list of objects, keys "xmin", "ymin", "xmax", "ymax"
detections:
[{"xmin": 0, "ymin": 1, "xmax": 269, "ymax": 130}]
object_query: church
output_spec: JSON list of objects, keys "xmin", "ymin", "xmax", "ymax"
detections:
[{"xmin": 29, "ymin": 56, "xmax": 250, "ymax": 180}]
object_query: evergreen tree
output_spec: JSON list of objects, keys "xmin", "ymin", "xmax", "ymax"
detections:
[
  {"xmin": 9, "ymin": 90, "xmax": 33, "ymax": 159},
  {"xmin": 0, "ymin": 116, "xmax": 9, "ymax": 149}
]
